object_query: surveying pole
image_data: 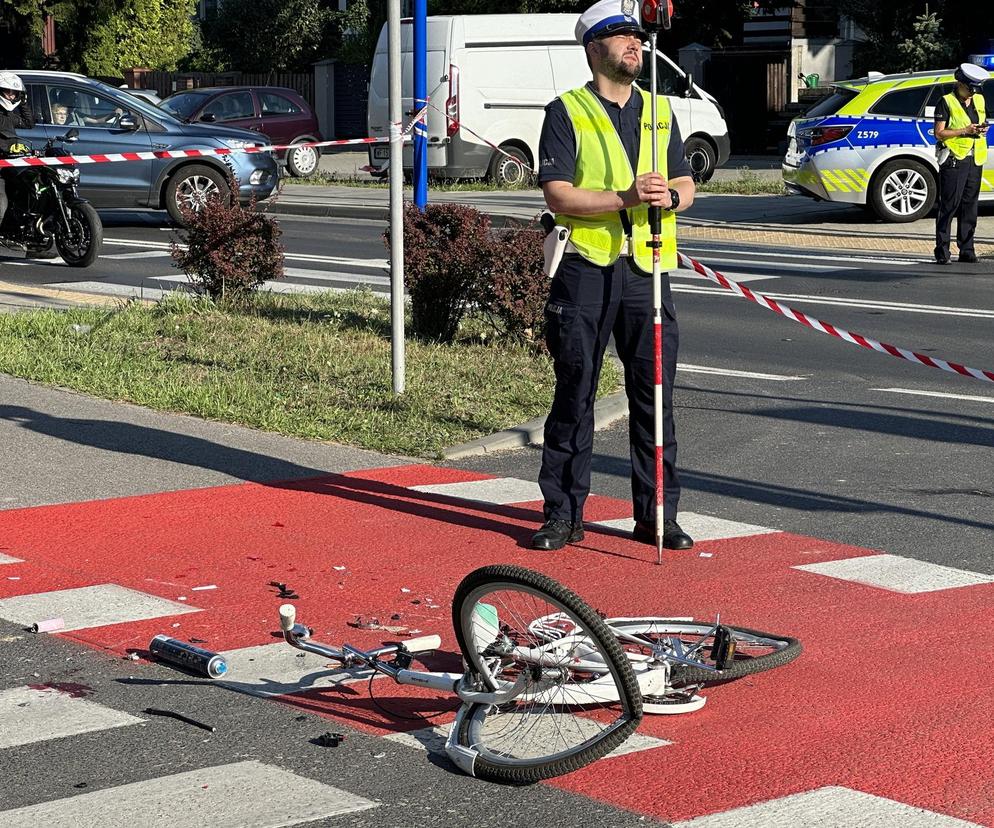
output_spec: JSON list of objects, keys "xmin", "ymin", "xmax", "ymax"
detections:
[{"xmin": 640, "ymin": 0, "xmax": 672, "ymax": 564}]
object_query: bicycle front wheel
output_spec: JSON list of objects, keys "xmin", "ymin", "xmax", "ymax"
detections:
[{"xmin": 451, "ymin": 565, "xmax": 641, "ymax": 784}]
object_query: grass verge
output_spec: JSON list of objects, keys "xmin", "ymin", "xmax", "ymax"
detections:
[
  {"xmin": 0, "ymin": 290, "xmax": 619, "ymax": 459},
  {"xmin": 698, "ymin": 170, "xmax": 786, "ymax": 195}
]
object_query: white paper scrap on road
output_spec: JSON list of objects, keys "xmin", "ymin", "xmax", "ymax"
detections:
[
  {"xmin": 410, "ymin": 477, "xmax": 543, "ymax": 505},
  {"xmin": 0, "ymin": 760, "xmax": 378, "ymax": 828},
  {"xmin": 0, "ymin": 553, "xmax": 23, "ymax": 564},
  {"xmin": 217, "ymin": 642, "xmax": 375, "ymax": 697},
  {"xmin": 385, "ymin": 720, "xmax": 670, "ymax": 759},
  {"xmin": 591, "ymin": 512, "xmax": 779, "ymax": 542},
  {"xmin": 793, "ymin": 554, "xmax": 994, "ymax": 594},
  {"xmin": 0, "ymin": 584, "xmax": 199, "ymax": 631},
  {"xmin": 672, "ymin": 786, "xmax": 982, "ymax": 827},
  {"xmin": 0, "ymin": 685, "xmax": 143, "ymax": 749}
]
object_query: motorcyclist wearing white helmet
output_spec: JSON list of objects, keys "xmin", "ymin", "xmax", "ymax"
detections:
[{"xmin": 0, "ymin": 71, "xmax": 36, "ymax": 229}]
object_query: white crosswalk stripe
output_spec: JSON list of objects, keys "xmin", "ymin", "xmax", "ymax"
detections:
[
  {"xmin": 0, "ymin": 760, "xmax": 378, "ymax": 827},
  {"xmin": 0, "ymin": 584, "xmax": 199, "ymax": 631},
  {"xmin": 793, "ymin": 554, "xmax": 994, "ymax": 594},
  {"xmin": 0, "ymin": 685, "xmax": 143, "ymax": 749},
  {"xmin": 672, "ymin": 786, "xmax": 982, "ymax": 827}
]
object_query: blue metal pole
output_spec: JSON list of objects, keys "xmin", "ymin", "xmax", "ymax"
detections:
[{"xmin": 413, "ymin": 0, "xmax": 428, "ymax": 209}]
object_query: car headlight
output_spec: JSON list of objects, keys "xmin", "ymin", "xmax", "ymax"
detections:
[
  {"xmin": 56, "ymin": 167, "xmax": 80, "ymax": 183},
  {"xmin": 221, "ymin": 139, "xmax": 258, "ymax": 149}
]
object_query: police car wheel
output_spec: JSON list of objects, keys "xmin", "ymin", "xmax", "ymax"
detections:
[
  {"xmin": 685, "ymin": 137, "xmax": 716, "ymax": 183},
  {"xmin": 868, "ymin": 159, "xmax": 937, "ymax": 223},
  {"xmin": 488, "ymin": 145, "xmax": 531, "ymax": 188}
]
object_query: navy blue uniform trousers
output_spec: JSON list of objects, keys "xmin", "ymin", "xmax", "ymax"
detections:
[
  {"xmin": 935, "ymin": 157, "xmax": 982, "ymax": 259},
  {"xmin": 539, "ymin": 252, "xmax": 680, "ymax": 524}
]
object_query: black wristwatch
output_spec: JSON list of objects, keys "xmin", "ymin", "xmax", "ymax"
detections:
[{"xmin": 664, "ymin": 188, "xmax": 680, "ymax": 212}]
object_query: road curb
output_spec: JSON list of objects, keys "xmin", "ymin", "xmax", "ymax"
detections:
[{"xmin": 442, "ymin": 389, "xmax": 629, "ymax": 460}]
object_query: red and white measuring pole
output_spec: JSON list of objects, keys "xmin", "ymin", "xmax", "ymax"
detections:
[{"xmin": 642, "ymin": 0, "xmax": 674, "ymax": 564}]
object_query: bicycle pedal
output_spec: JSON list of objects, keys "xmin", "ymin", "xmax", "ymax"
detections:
[{"xmin": 709, "ymin": 625, "xmax": 736, "ymax": 670}]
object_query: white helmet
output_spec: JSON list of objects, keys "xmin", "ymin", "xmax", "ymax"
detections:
[{"xmin": 0, "ymin": 71, "xmax": 25, "ymax": 112}]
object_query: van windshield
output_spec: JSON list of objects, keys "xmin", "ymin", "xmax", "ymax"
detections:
[{"xmin": 803, "ymin": 87, "xmax": 860, "ymax": 118}]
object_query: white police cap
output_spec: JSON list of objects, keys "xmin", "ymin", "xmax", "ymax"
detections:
[
  {"xmin": 575, "ymin": 0, "xmax": 647, "ymax": 47},
  {"xmin": 955, "ymin": 62, "xmax": 989, "ymax": 89}
]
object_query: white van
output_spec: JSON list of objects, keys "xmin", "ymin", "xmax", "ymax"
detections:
[{"xmin": 367, "ymin": 14, "xmax": 731, "ymax": 185}]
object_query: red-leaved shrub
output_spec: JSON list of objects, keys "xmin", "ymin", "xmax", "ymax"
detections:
[
  {"xmin": 477, "ymin": 225, "xmax": 548, "ymax": 346},
  {"xmin": 386, "ymin": 202, "xmax": 494, "ymax": 343},
  {"xmin": 171, "ymin": 195, "xmax": 284, "ymax": 300}
]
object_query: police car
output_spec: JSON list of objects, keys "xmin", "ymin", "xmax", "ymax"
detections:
[{"xmin": 783, "ymin": 68, "xmax": 994, "ymax": 222}]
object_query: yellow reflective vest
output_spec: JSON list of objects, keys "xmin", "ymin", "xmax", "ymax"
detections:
[
  {"xmin": 555, "ymin": 85, "xmax": 677, "ymax": 272},
  {"xmin": 941, "ymin": 92, "xmax": 987, "ymax": 165}
]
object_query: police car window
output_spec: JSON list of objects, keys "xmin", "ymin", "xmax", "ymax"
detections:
[
  {"xmin": 46, "ymin": 85, "xmax": 129, "ymax": 128},
  {"xmin": 923, "ymin": 83, "xmax": 954, "ymax": 118},
  {"xmin": 803, "ymin": 88, "xmax": 858, "ymax": 118},
  {"xmin": 868, "ymin": 86, "xmax": 930, "ymax": 117},
  {"xmin": 985, "ymin": 79, "xmax": 994, "ymax": 102},
  {"xmin": 637, "ymin": 50, "xmax": 681, "ymax": 96}
]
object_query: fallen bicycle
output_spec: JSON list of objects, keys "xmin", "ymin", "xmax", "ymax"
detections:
[{"xmin": 279, "ymin": 563, "xmax": 800, "ymax": 784}]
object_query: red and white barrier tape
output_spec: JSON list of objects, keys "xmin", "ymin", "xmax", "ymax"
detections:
[
  {"xmin": 678, "ymin": 251, "xmax": 994, "ymax": 383},
  {"xmin": 0, "ymin": 104, "xmax": 428, "ymax": 170}
]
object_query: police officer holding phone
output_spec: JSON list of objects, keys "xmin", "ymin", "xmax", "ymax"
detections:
[
  {"xmin": 530, "ymin": 0, "xmax": 696, "ymax": 553},
  {"xmin": 934, "ymin": 62, "xmax": 989, "ymax": 265}
]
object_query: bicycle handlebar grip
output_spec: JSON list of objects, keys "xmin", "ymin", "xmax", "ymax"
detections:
[
  {"xmin": 278, "ymin": 603, "xmax": 297, "ymax": 632},
  {"xmin": 404, "ymin": 634, "xmax": 441, "ymax": 653}
]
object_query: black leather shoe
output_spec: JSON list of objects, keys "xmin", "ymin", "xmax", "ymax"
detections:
[
  {"xmin": 959, "ymin": 252, "xmax": 979, "ymax": 263},
  {"xmin": 531, "ymin": 519, "xmax": 584, "ymax": 551},
  {"xmin": 935, "ymin": 254, "xmax": 951, "ymax": 265},
  {"xmin": 632, "ymin": 519, "xmax": 695, "ymax": 550}
]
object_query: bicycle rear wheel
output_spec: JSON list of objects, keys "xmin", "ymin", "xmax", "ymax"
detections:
[
  {"xmin": 451, "ymin": 565, "xmax": 642, "ymax": 784},
  {"xmin": 607, "ymin": 618, "xmax": 801, "ymax": 687}
]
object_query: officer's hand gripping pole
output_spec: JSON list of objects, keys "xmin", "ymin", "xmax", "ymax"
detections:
[{"xmin": 641, "ymin": 0, "xmax": 672, "ymax": 564}]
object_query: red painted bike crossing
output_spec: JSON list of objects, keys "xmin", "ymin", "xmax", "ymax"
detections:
[{"xmin": 2, "ymin": 464, "xmax": 991, "ymax": 826}]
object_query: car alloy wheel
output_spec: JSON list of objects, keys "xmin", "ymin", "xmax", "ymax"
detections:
[{"xmin": 175, "ymin": 174, "xmax": 222, "ymax": 212}]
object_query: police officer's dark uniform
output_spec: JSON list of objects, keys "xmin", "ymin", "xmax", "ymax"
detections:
[
  {"xmin": 934, "ymin": 63, "xmax": 989, "ymax": 265},
  {"xmin": 531, "ymin": 0, "xmax": 695, "ymax": 552}
]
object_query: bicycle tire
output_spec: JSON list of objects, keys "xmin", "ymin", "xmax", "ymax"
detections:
[
  {"xmin": 607, "ymin": 618, "xmax": 801, "ymax": 687},
  {"xmin": 451, "ymin": 565, "xmax": 642, "ymax": 784}
]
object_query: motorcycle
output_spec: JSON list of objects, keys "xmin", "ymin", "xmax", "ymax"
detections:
[{"xmin": 0, "ymin": 128, "xmax": 102, "ymax": 267}]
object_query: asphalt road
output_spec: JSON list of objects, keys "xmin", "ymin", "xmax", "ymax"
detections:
[{"xmin": 4, "ymin": 208, "xmax": 994, "ymax": 826}]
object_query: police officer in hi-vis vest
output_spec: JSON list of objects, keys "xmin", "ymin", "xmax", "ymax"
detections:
[
  {"xmin": 934, "ymin": 62, "xmax": 990, "ymax": 265},
  {"xmin": 531, "ymin": 0, "xmax": 696, "ymax": 552}
]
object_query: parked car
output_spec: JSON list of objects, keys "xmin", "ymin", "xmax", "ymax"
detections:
[
  {"xmin": 160, "ymin": 86, "xmax": 322, "ymax": 178},
  {"xmin": 783, "ymin": 68, "xmax": 994, "ymax": 223},
  {"xmin": 13, "ymin": 71, "xmax": 279, "ymax": 224},
  {"xmin": 366, "ymin": 14, "xmax": 731, "ymax": 185},
  {"xmin": 119, "ymin": 86, "xmax": 163, "ymax": 107}
]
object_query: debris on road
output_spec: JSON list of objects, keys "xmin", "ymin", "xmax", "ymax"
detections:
[
  {"xmin": 30, "ymin": 617, "xmax": 65, "ymax": 633},
  {"xmin": 269, "ymin": 581, "xmax": 299, "ymax": 599},
  {"xmin": 144, "ymin": 707, "xmax": 216, "ymax": 733},
  {"xmin": 149, "ymin": 635, "xmax": 228, "ymax": 679},
  {"xmin": 191, "ymin": 585, "xmax": 217, "ymax": 591},
  {"xmin": 347, "ymin": 616, "xmax": 407, "ymax": 634},
  {"xmin": 314, "ymin": 732, "xmax": 345, "ymax": 747}
]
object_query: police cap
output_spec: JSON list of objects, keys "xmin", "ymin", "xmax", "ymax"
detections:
[
  {"xmin": 575, "ymin": 0, "xmax": 648, "ymax": 47},
  {"xmin": 954, "ymin": 62, "xmax": 990, "ymax": 93}
]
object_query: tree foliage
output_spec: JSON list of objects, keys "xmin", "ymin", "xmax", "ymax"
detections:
[
  {"xmin": 841, "ymin": 0, "xmax": 993, "ymax": 76},
  {"xmin": 80, "ymin": 0, "xmax": 198, "ymax": 75},
  {"xmin": 202, "ymin": 0, "xmax": 330, "ymax": 72}
]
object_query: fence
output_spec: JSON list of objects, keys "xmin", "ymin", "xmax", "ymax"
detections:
[{"xmin": 124, "ymin": 69, "xmax": 314, "ymax": 106}]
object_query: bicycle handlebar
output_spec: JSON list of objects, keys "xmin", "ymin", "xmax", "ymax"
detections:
[{"xmin": 278, "ymin": 603, "xmax": 296, "ymax": 632}]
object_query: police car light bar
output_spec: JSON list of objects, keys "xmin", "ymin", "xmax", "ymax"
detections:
[{"xmin": 968, "ymin": 54, "xmax": 994, "ymax": 71}]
